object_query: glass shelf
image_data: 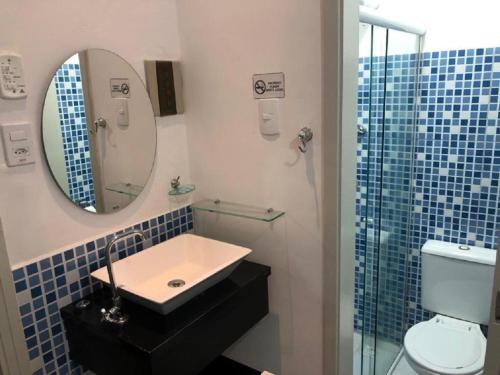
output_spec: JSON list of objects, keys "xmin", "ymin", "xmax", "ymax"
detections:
[
  {"xmin": 169, "ymin": 184, "xmax": 196, "ymax": 196},
  {"xmin": 105, "ymin": 182, "xmax": 144, "ymax": 197},
  {"xmin": 191, "ymin": 199, "xmax": 285, "ymax": 222}
]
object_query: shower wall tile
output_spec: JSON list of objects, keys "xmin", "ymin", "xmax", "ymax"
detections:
[
  {"xmin": 11, "ymin": 206, "xmax": 193, "ymax": 375},
  {"xmin": 53, "ymin": 62, "xmax": 95, "ymax": 208},
  {"xmin": 356, "ymin": 46, "xmax": 500, "ymax": 343},
  {"xmin": 407, "ymin": 46, "xmax": 500, "ymax": 327}
]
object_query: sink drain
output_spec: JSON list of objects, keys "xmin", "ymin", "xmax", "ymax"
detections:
[{"xmin": 168, "ymin": 279, "xmax": 186, "ymax": 288}]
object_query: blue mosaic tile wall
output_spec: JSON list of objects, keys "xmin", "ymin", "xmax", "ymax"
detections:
[
  {"xmin": 355, "ymin": 46, "xmax": 500, "ymax": 343},
  {"xmin": 11, "ymin": 206, "xmax": 193, "ymax": 375},
  {"xmin": 407, "ymin": 46, "xmax": 500, "ymax": 328},
  {"xmin": 54, "ymin": 62, "xmax": 96, "ymax": 208}
]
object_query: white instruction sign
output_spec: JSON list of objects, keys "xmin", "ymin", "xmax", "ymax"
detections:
[
  {"xmin": 110, "ymin": 78, "xmax": 131, "ymax": 98},
  {"xmin": 253, "ymin": 73, "xmax": 285, "ymax": 99}
]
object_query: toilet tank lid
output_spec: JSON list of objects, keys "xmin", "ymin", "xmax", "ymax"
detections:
[{"xmin": 422, "ymin": 240, "xmax": 497, "ymax": 266}]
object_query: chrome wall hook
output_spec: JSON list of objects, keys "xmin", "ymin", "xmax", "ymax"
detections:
[
  {"xmin": 89, "ymin": 117, "xmax": 107, "ymax": 135},
  {"xmin": 298, "ymin": 127, "xmax": 313, "ymax": 153}
]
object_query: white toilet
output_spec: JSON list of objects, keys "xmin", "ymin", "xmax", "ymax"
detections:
[{"xmin": 404, "ymin": 240, "xmax": 496, "ymax": 375}]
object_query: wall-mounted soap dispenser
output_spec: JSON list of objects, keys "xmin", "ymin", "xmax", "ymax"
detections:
[{"xmin": 144, "ymin": 61, "xmax": 184, "ymax": 116}]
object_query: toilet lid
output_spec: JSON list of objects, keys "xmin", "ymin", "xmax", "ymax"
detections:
[{"xmin": 405, "ymin": 315, "xmax": 486, "ymax": 374}]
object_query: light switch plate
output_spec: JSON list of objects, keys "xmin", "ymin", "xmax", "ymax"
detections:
[
  {"xmin": 1, "ymin": 123, "xmax": 35, "ymax": 166},
  {"xmin": 0, "ymin": 53, "xmax": 27, "ymax": 99},
  {"xmin": 259, "ymin": 99, "xmax": 280, "ymax": 136},
  {"xmin": 116, "ymin": 98, "xmax": 129, "ymax": 127}
]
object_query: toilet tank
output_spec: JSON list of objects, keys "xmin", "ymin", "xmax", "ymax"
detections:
[{"xmin": 422, "ymin": 240, "xmax": 497, "ymax": 325}]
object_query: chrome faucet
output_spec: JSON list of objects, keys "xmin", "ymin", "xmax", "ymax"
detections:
[{"xmin": 101, "ymin": 229, "xmax": 145, "ymax": 325}]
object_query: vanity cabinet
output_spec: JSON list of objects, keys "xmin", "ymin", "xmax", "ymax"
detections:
[{"xmin": 61, "ymin": 261, "xmax": 270, "ymax": 375}]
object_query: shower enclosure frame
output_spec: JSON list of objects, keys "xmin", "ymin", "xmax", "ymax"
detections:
[
  {"xmin": 322, "ymin": 0, "xmax": 358, "ymax": 374},
  {"xmin": 321, "ymin": 0, "xmax": 426, "ymax": 374},
  {"xmin": 358, "ymin": 23, "xmax": 423, "ymax": 374}
]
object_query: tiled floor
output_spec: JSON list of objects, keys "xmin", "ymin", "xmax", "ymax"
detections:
[
  {"xmin": 390, "ymin": 354, "xmax": 417, "ymax": 375},
  {"xmin": 353, "ymin": 332, "xmax": 402, "ymax": 375}
]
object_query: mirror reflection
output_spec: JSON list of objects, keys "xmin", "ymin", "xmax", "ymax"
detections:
[{"xmin": 42, "ymin": 49, "xmax": 157, "ymax": 214}]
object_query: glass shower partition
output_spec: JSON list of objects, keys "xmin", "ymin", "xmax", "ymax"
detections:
[{"xmin": 356, "ymin": 23, "xmax": 421, "ymax": 375}]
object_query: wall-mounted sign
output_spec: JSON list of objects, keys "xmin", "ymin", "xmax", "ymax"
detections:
[
  {"xmin": 110, "ymin": 78, "xmax": 131, "ymax": 98},
  {"xmin": 253, "ymin": 73, "xmax": 285, "ymax": 99}
]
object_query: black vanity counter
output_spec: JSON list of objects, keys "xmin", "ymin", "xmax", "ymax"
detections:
[{"xmin": 61, "ymin": 261, "xmax": 270, "ymax": 375}]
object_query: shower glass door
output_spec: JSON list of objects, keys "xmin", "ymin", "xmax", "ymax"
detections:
[
  {"xmin": 357, "ymin": 23, "xmax": 388, "ymax": 375},
  {"xmin": 356, "ymin": 23, "xmax": 420, "ymax": 375},
  {"xmin": 374, "ymin": 28, "xmax": 420, "ymax": 375}
]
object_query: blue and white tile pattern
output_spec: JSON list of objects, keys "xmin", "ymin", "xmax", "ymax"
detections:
[
  {"xmin": 407, "ymin": 46, "xmax": 500, "ymax": 327},
  {"xmin": 355, "ymin": 46, "xmax": 500, "ymax": 344},
  {"xmin": 53, "ymin": 62, "xmax": 95, "ymax": 208}
]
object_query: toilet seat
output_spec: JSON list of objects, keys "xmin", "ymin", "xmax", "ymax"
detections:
[{"xmin": 404, "ymin": 315, "xmax": 486, "ymax": 375}]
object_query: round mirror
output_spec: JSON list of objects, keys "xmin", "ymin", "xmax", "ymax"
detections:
[{"xmin": 42, "ymin": 49, "xmax": 156, "ymax": 214}]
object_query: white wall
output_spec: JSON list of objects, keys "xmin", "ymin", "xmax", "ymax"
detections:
[
  {"xmin": 176, "ymin": 1, "xmax": 323, "ymax": 374},
  {"xmin": 375, "ymin": 0, "xmax": 500, "ymax": 51},
  {"xmin": 0, "ymin": 0, "xmax": 191, "ymax": 267}
]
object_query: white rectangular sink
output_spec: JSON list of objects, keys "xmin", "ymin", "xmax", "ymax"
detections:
[{"xmin": 91, "ymin": 234, "xmax": 252, "ymax": 315}]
